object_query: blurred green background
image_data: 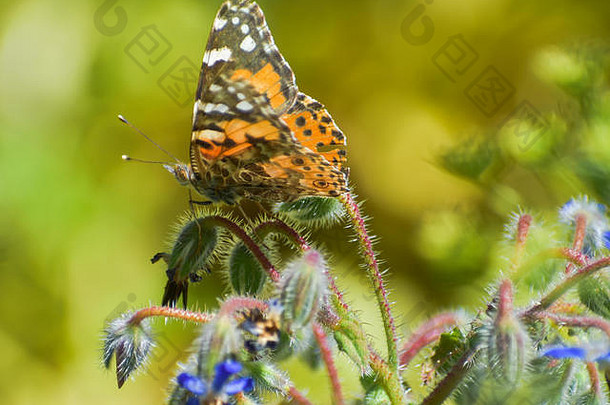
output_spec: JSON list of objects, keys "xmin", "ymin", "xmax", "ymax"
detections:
[{"xmin": 1, "ymin": 0, "xmax": 609, "ymax": 403}]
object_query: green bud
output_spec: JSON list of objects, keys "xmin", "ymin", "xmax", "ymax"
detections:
[
  {"xmin": 334, "ymin": 326, "xmax": 371, "ymax": 374},
  {"xmin": 279, "ymin": 249, "xmax": 328, "ymax": 332},
  {"xmin": 102, "ymin": 313, "xmax": 154, "ymax": 388},
  {"xmin": 228, "ymin": 242, "xmax": 268, "ymax": 296},
  {"xmin": 275, "ymin": 197, "xmax": 345, "ymax": 227},
  {"xmin": 161, "ymin": 217, "xmax": 218, "ymax": 307},
  {"xmin": 243, "ymin": 360, "xmax": 291, "ymax": 395},
  {"xmin": 578, "ymin": 277, "xmax": 610, "ymax": 319},
  {"xmin": 487, "ymin": 281, "xmax": 529, "ymax": 383},
  {"xmin": 197, "ymin": 315, "xmax": 242, "ymax": 375},
  {"xmin": 361, "ymin": 374, "xmax": 392, "ymax": 405}
]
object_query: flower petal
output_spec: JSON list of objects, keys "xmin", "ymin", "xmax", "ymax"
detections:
[
  {"xmin": 224, "ymin": 377, "xmax": 254, "ymax": 395},
  {"xmin": 542, "ymin": 347, "xmax": 587, "ymax": 359},
  {"xmin": 186, "ymin": 398, "xmax": 200, "ymax": 405},
  {"xmin": 177, "ymin": 372, "xmax": 207, "ymax": 396},
  {"xmin": 212, "ymin": 359, "xmax": 242, "ymax": 392}
]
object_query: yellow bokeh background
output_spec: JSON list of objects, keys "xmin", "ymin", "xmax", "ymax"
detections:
[{"xmin": 1, "ymin": 0, "xmax": 609, "ymax": 403}]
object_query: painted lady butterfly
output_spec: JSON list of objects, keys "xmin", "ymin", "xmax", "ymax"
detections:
[{"xmin": 165, "ymin": 0, "xmax": 349, "ymax": 205}]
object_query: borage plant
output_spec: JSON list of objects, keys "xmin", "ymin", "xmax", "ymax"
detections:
[
  {"xmin": 102, "ymin": 193, "xmax": 610, "ymax": 404},
  {"xmin": 102, "ymin": 0, "xmax": 610, "ymax": 403}
]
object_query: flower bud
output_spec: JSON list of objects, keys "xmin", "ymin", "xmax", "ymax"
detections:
[
  {"xmin": 102, "ymin": 312, "xmax": 154, "ymax": 388},
  {"xmin": 278, "ymin": 249, "xmax": 328, "ymax": 332},
  {"xmin": 160, "ymin": 216, "xmax": 219, "ymax": 307},
  {"xmin": 228, "ymin": 242, "xmax": 268, "ymax": 296},
  {"xmin": 275, "ymin": 197, "xmax": 345, "ymax": 227},
  {"xmin": 486, "ymin": 280, "xmax": 529, "ymax": 383},
  {"xmin": 578, "ymin": 277, "xmax": 610, "ymax": 319},
  {"xmin": 197, "ymin": 315, "xmax": 242, "ymax": 375},
  {"xmin": 361, "ymin": 374, "xmax": 392, "ymax": 405}
]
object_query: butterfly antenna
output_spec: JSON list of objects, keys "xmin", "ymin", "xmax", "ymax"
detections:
[
  {"xmin": 118, "ymin": 114, "xmax": 180, "ymax": 163},
  {"xmin": 121, "ymin": 155, "xmax": 174, "ymax": 165}
]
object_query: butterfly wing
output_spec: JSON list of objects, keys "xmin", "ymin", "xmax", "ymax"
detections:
[
  {"xmin": 188, "ymin": 0, "xmax": 348, "ymax": 203},
  {"xmin": 195, "ymin": 0, "xmax": 297, "ymax": 117},
  {"xmin": 281, "ymin": 92, "xmax": 348, "ymax": 176}
]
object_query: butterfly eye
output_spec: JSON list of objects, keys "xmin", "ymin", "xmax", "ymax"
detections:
[{"xmin": 164, "ymin": 164, "xmax": 191, "ymax": 186}]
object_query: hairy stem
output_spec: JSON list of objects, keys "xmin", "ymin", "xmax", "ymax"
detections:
[
  {"xmin": 206, "ymin": 215, "xmax": 280, "ymax": 282},
  {"xmin": 497, "ymin": 280, "xmax": 513, "ymax": 323},
  {"xmin": 525, "ymin": 257, "xmax": 610, "ymax": 315},
  {"xmin": 128, "ymin": 305, "xmax": 213, "ymax": 326},
  {"xmin": 566, "ymin": 213, "xmax": 587, "ymax": 274},
  {"xmin": 530, "ymin": 311, "xmax": 610, "ymax": 339},
  {"xmin": 399, "ymin": 312, "xmax": 461, "ymax": 366},
  {"xmin": 340, "ymin": 192, "xmax": 398, "ymax": 369},
  {"xmin": 254, "ymin": 219, "xmax": 309, "ymax": 251},
  {"xmin": 369, "ymin": 350, "xmax": 409, "ymax": 405},
  {"xmin": 511, "ymin": 214, "xmax": 531, "ymax": 272},
  {"xmin": 289, "ymin": 386, "xmax": 314, "ymax": 405},
  {"xmin": 313, "ymin": 323, "xmax": 345, "ymax": 405},
  {"xmin": 420, "ymin": 346, "xmax": 479, "ymax": 405},
  {"xmin": 586, "ymin": 362, "xmax": 602, "ymax": 399}
]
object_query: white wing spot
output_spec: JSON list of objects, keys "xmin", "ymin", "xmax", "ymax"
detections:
[
  {"xmin": 237, "ymin": 93, "xmax": 245, "ymax": 100},
  {"xmin": 209, "ymin": 84, "xmax": 222, "ymax": 92},
  {"xmin": 240, "ymin": 24, "xmax": 249, "ymax": 34},
  {"xmin": 213, "ymin": 104, "xmax": 229, "ymax": 113},
  {"xmin": 202, "ymin": 103, "xmax": 230, "ymax": 114},
  {"xmin": 236, "ymin": 101, "xmax": 254, "ymax": 112},
  {"xmin": 213, "ymin": 17, "xmax": 227, "ymax": 31},
  {"xmin": 203, "ymin": 47, "xmax": 232, "ymax": 66},
  {"xmin": 232, "ymin": 17, "xmax": 240, "ymax": 25},
  {"xmin": 240, "ymin": 35, "xmax": 256, "ymax": 52},
  {"xmin": 203, "ymin": 103, "xmax": 214, "ymax": 113},
  {"xmin": 228, "ymin": 86, "xmax": 235, "ymax": 93}
]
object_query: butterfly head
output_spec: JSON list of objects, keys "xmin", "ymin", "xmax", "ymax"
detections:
[{"xmin": 164, "ymin": 163, "xmax": 193, "ymax": 187}]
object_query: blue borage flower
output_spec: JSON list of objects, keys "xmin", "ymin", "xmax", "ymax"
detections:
[
  {"xmin": 559, "ymin": 197, "xmax": 609, "ymax": 255},
  {"xmin": 542, "ymin": 344, "xmax": 610, "ymax": 363},
  {"xmin": 177, "ymin": 359, "xmax": 254, "ymax": 405}
]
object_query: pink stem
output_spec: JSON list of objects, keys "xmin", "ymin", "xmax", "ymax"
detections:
[
  {"xmin": 511, "ymin": 215, "xmax": 531, "ymax": 271},
  {"xmin": 566, "ymin": 214, "xmax": 587, "ymax": 274},
  {"xmin": 209, "ymin": 216, "xmax": 280, "ymax": 282},
  {"xmin": 340, "ymin": 192, "xmax": 398, "ymax": 369},
  {"xmin": 289, "ymin": 386, "xmax": 314, "ymax": 405},
  {"xmin": 533, "ymin": 311, "xmax": 610, "ymax": 339},
  {"xmin": 254, "ymin": 220, "xmax": 309, "ymax": 251},
  {"xmin": 497, "ymin": 280, "xmax": 513, "ymax": 322},
  {"xmin": 586, "ymin": 362, "xmax": 602, "ymax": 398},
  {"xmin": 556, "ymin": 247, "xmax": 589, "ymax": 266},
  {"xmin": 368, "ymin": 349, "xmax": 408, "ymax": 404},
  {"xmin": 399, "ymin": 313, "xmax": 461, "ymax": 366},
  {"xmin": 313, "ymin": 323, "xmax": 345, "ymax": 405},
  {"xmin": 525, "ymin": 257, "xmax": 610, "ymax": 314},
  {"xmin": 128, "ymin": 306, "xmax": 213, "ymax": 326}
]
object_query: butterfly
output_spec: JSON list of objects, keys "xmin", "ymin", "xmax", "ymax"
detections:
[{"xmin": 165, "ymin": 0, "xmax": 349, "ymax": 205}]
